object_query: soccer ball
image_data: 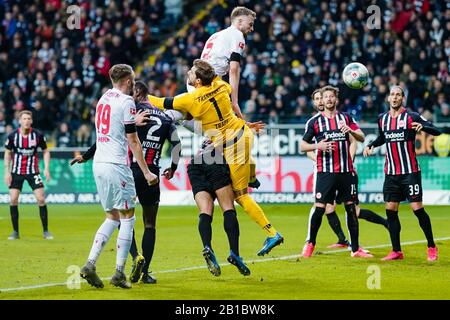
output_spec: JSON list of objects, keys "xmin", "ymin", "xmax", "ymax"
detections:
[{"xmin": 342, "ymin": 62, "xmax": 369, "ymax": 89}]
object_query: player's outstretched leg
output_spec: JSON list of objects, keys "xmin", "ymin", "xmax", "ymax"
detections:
[
  {"xmin": 358, "ymin": 208, "xmax": 388, "ymax": 229},
  {"xmin": 236, "ymin": 194, "xmax": 284, "ymax": 256}
]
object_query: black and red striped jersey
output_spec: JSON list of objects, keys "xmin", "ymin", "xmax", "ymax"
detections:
[
  {"xmin": 4, "ymin": 128, "xmax": 47, "ymax": 175},
  {"xmin": 303, "ymin": 111, "xmax": 360, "ymax": 173},
  {"xmin": 129, "ymin": 102, "xmax": 181, "ymax": 169},
  {"xmin": 368, "ymin": 108, "xmax": 440, "ymax": 175}
]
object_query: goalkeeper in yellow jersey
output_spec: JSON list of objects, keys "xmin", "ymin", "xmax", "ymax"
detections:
[{"xmin": 148, "ymin": 59, "xmax": 283, "ymax": 256}]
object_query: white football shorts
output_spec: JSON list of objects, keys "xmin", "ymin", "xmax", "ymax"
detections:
[{"xmin": 93, "ymin": 162, "xmax": 136, "ymax": 211}]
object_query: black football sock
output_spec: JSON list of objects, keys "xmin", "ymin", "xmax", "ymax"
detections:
[
  {"xmin": 223, "ymin": 210, "xmax": 240, "ymax": 256},
  {"xmin": 326, "ymin": 211, "xmax": 347, "ymax": 244},
  {"xmin": 309, "ymin": 207, "xmax": 325, "ymax": 245},
  {"xmin": 386, "ymin": 210, "xmax": 401, "ymax": 252},
  {"xmin": 413, "ymin": 208, "xmax": 435, "ymax": 248},
  {"xmin": 129, "ymin": 228, "xmax": 139, "ymax": 260},
  {"xmin": 10, "ymin": 205, "xmax": 19, "ymax": 233},
  {"xmin": 39, "ymin": 205, "xmax": 48, "ymax": 232},
  {"xmin": 142, "ymin": 227, "xmax": 156, "ymax": 274},
  {"xmin": 198, "ymin": 213, "xmax": 213, "ymax": 249},
  {"xmin": 345, "ymin": 204, "xmax": 359, "ymax": 253},
  {"xmin": 359, "ymin": 208, "xmax": 389, "ymax": 229}
]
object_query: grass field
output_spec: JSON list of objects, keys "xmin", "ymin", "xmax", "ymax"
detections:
[{"xmin": 0, "ymin": 204, "xmax": 449, "ymax": 300}]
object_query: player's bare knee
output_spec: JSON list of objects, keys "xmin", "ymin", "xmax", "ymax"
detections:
[
  {"xmin": 355, "ymin": 205, "xmax": 361, "ymax": 217},
  {"xmin": 325, "ymin": 203, "xmax": 335, "ymax": 214},
  {"xmin": 315, "ymin": 202, "xmax": 326, "ymax": 209},
  {"xmin": 36, "ymin": 198, "xmax": 46, "ymax": 206},
  {"xmin": 120, "ymin": 208, "xmax": 135, "ymax": 219},
  {"xmin": 10, "ymin": 198, "xmax": 19, "ymax": 206},
  {"xmin": 106, "ymin": 210, "xmax": 120, "ymax": 221},
  {"xmin": 386, "ymin": 202, "xmax": 399, "ymax": 211},
  {"xmin": 410, "ymin": 202, "xmax": 423, "ymax": 211}
]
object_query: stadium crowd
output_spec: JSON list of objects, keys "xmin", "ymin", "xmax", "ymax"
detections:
[
  {"xmin": 0, "ymin": 0, "xmax": 181, "ymax": 146},
  {"xmin": 0, "ymin": 0, "xmax": 449, "ymax": 146}
]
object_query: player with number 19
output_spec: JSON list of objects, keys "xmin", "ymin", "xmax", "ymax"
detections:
[{"xmin": 79, "ymin": 64, "xmax": 158, "ymax": 289}]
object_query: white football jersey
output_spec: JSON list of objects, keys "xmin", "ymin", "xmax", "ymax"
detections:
[
  {"xmin": 200, "ymin": 25, "xmax": 245, "ymax": 76},
  {"xmin": 93, "ymin": 88, "xmax": 136, "ymax": 165}
]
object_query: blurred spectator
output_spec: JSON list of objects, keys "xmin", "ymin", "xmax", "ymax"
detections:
[
  {"xmin": 55, "ymin": 122, "xmax": 75, "ymax": 148},
  {"xmin": 0, "ymin": 110, "xmax": 6, "ymax": 141}
]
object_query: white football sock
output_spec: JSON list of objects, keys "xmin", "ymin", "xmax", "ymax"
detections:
[
  {"xmin": 87, "ymin": 218, "xmax": 120, "ymax": 265},
  {"xmin": 116, "ymin": 216, "xmax": 136, "ymax": 272},
  {"xmin": 305, "ymin": 205, "xmax": 316, "ymax": 242}
]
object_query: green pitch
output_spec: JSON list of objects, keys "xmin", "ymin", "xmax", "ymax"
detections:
[{"xmin": 0, "ymin": 204, "xmax": 449, "ymax": 300}]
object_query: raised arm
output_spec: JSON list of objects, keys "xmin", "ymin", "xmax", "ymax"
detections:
[
  {"xmin": 148, "ymin": 92, "xmax": 195, "ymax": 114},
  {"xmin": 229, "ymin": 60, "xmax": 244, "ymax": 119},
  {"xmin": 411, "ymin": 113, "xmax": 441, "ymax": 136}
]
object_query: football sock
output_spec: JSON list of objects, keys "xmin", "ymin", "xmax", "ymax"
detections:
[
  {"xmin": 87, "ymin": 218, "xmax": 120, "ymax": 266},
  {"xmin": 326, "ymin": 211, "xmax": 347, "ymax": 243},
  {"xmin": 413, "ymin": 208, "xmax": 435, "ymax": 248},
  {"xmin": 39, "ymin": 205, "xmax": 48, "ymax": 232},
  {"xmin": 386, "ymin": 210, "xmax": 401, "ymax": 252},
  {"xmin": 116, "ymin": 216, "xmax": 136, "ymax": 273},
  {"xmin": 345, "ymin": 204, "xmax": 359, "ymax": 253},
  {"xmin": 305, "ymin": 205, "xmax": 315, "ymax": 242},
  {"xmin": 308, "ymin": 206, "xmax": 325, "ymax": 245},
  {"xmin": 223, "ymin": 210, "xmax": 240, "ymax": 256},
  {"xmin": 129, "ymin": 228, "xmax": 139, "ymax": 260},
  {"xmin": 236, "ymin": 194, "xmax": 277, "ymax": 237},
  {"xmin": 198, "ymin": 213, "xmax": 213, "ymax": 249},
  {"xmin": 359, "ymin": 208, "xmax": 388, "ymax": 229},
  {"xmin": 142, "ymin": 227, "xmax": 156, "ymax": 274},
  {"xmin": 10, "ymin": 205, "xmax": 19, "ymax": 233}
]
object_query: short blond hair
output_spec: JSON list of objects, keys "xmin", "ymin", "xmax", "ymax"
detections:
[
  {"xmin": 19, "ymin": 110, "xmax": 32, "ymax": 119},
  {"xmin": 109, "ymin": 64, "xmax": 134, "ymax": 84},
  {"xmin": 231, "ymin": 7, "xmax": 256, "ymax": 22}
]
